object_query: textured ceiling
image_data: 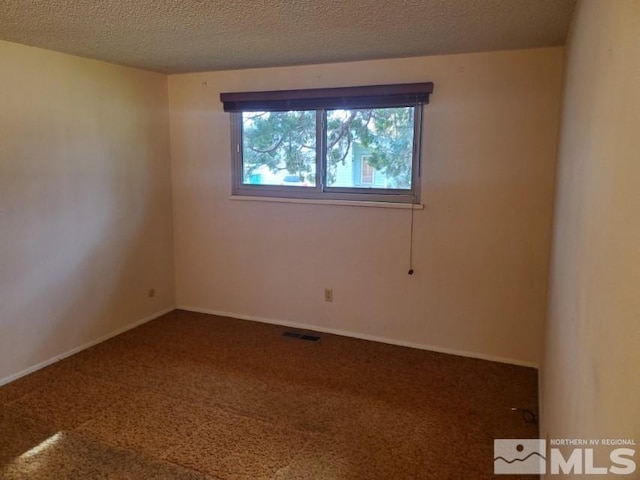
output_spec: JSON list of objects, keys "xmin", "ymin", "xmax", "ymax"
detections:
[{"xmin": 0, "ymin": 0, "xmax": 576, "ymax": 73}]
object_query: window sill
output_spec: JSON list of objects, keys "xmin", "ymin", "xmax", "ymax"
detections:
[{"xmin": 229, "ymin": 195, "xmax": 424, "ymax": 210}]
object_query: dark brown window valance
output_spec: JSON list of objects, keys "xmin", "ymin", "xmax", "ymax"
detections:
[{"xmin": 220, "ymin": 82, "xmax": 434, "ymax": 112}]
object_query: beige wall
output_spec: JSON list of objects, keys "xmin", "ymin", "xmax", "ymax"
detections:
[
  {"xmin": 0, "ymin": 41, "xmax": 175, "ymax": 382},
  {"xmin": 169, "ymin": 48, "xmax": 564, "ymax": 366},
  {"xmin": 541, "ymin": 0, "xmax": 640, "ymax": 453}
]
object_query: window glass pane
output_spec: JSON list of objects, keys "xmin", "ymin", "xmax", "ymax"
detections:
[
  {"xmin": 241, "ymin": 111, "xmax": 316, "ymax": 187},
  {"xmin": 325, "ymin": 107, "xmax": 414, "ymax": 189}
]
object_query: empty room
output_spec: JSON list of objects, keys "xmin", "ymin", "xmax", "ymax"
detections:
[{"xmin": 0, "ymin": 0, "xmax": 638, "ymax": 478}]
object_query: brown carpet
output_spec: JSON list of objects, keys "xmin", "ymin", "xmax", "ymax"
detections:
[{"xmin": 0, "ymin": 310, "xmax": 538, "ymax": 479}]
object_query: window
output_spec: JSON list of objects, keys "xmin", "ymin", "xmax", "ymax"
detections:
[
  {"xmin": 221, "ymin": 83, "xmax": 433, "ymax": 204},
  {"xmin": 360, "ymin": 155, "xmax": 375, "ymax": 186}
]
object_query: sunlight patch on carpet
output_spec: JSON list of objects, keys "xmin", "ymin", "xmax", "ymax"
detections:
[{"xmin": 19, "ymin": 432, "xmax": 63, "ymax": 460}]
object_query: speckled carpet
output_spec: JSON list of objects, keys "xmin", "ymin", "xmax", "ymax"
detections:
[{"xmin": 0, "ymin": 310, "xmax": 538, "ymax": 479}]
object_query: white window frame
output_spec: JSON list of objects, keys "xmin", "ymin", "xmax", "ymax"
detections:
[{"xmin": 360, "ymin": 155, "xmax": 376, "ymax": 186}]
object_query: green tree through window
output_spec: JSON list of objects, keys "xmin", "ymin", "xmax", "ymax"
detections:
[
  {"xmin": 241, "ymin": 107, "xmax": 414, "ymax": 189},
  {"xmin": 242, "ymin": 111, "xmax": 316, "ymax": 185},
  {"xmin": 326, "ymin": 107, "xmax": 414, "ymax": 189}
]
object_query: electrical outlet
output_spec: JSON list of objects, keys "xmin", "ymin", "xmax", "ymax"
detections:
[{"xmin": 324, "ymin": 288, "xmax": 333, "ymax": 302}]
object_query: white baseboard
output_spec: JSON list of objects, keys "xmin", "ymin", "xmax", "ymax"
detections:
[
  {"xmin": 177, "ymin": 305, "xmax": 539, "ymax": 369},
  {"xmin": 0, "ymin": 307, "xmax": 175, "ymax": 387}
]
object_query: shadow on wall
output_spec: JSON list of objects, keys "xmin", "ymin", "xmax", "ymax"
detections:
[{"xmin": 0, "ymin": 48, "xmax": 173, "ymax": 382}]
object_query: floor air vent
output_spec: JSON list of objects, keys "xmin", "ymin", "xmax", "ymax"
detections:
[{"xmin": 282, "ymin": 331, "xmax": 321, "ymax": 342}]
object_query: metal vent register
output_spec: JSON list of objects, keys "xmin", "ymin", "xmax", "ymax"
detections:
[{"xmin": 282, "ymin": 331, "xmax": 321, "ymax": 342}]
